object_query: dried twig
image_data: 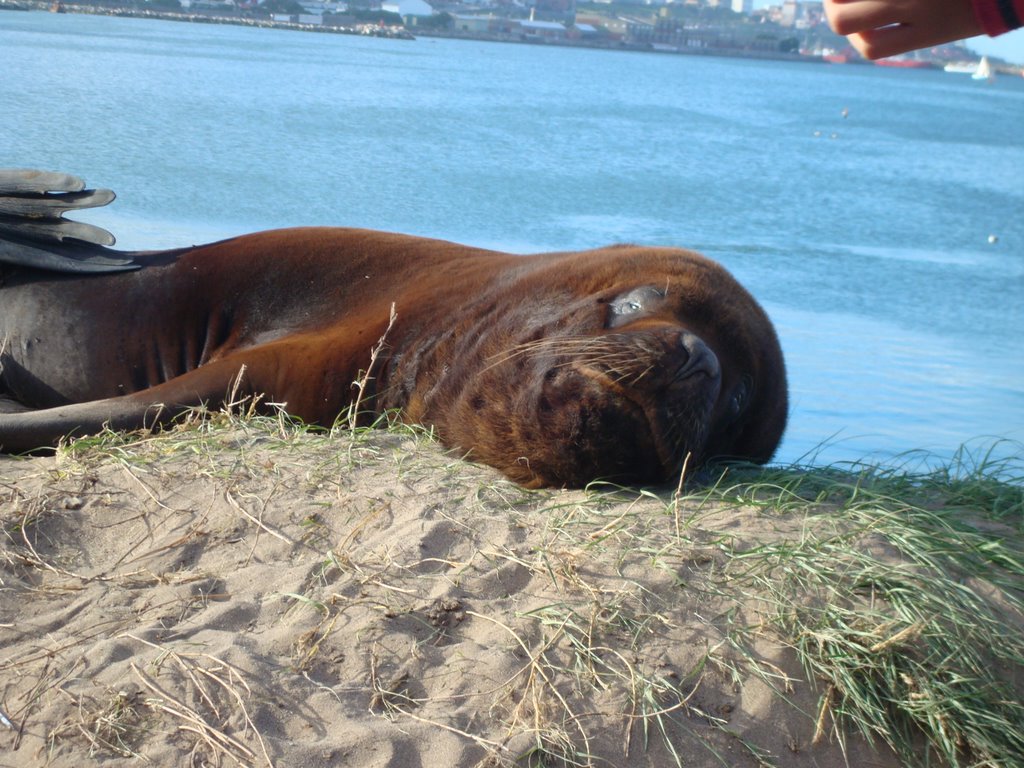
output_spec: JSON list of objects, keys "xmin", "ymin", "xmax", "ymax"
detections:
[
  {"xmin": 125, "ymin": 634, "xmax": 272, "ymax": 767},
  {"xmin": 225, "ymin": 490, "xmax": 295, "ymax": 545}
]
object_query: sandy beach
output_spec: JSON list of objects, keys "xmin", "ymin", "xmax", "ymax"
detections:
[{"xmin": 2, "ymin": 417, "xmax": 1021, "ymax": 767}]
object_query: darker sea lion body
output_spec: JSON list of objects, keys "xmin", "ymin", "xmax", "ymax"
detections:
[{"xmin": 0, "ymin": 181, "xmax": 787, "ymax": 487}]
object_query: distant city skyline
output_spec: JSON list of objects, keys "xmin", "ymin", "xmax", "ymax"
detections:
[{"xmin": 749, "ymin": 0, "xmax": 1024, "ymax": 63}]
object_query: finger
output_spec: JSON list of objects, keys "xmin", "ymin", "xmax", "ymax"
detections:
[
  {"xmin": 847, "ymin": 28, "xmax": 914, "ymax": 58},
  {"xmin": 827, "ymin": 0, "xmax": 906, "ymax": 35},
  {"xmin": 849, "ymin": 22, "xmax": 963, "ymax": 58}
]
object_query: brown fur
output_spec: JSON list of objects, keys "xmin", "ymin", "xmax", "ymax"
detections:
[{"xmin": 0, "ymin": 227, "xmax": 787, "ymax": 487}]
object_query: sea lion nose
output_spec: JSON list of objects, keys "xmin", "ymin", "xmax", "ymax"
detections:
[{"xmin": 676, "ymin": 333, "xmax": 721, "ymax": 380}]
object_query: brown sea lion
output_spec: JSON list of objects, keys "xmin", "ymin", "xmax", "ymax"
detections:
[{"xmin": 0, "ymin": 169, "xmax": 787, "ymax": 488}]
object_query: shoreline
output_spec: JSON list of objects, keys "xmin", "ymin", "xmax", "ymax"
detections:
[
  {"xmin": 413, "ymin": 25, "xmax": 826, "ymax": 63},
  {"xmin": 10, "ymin": 2, "xmax": 1023, "ymax": 72},
  {"xmin": 7, "ymin": 2, "xmax": 825, "ymax": 64},
  {"xmin": 5, "ymin": 2, "xmax": 416, "ymax": 38}
]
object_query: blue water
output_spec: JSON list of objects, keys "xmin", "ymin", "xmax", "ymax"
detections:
[{"xmin": 2, "ymin": 11, "xmax": 1023, "ymax": 469}]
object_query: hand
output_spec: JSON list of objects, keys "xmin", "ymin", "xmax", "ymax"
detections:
[{"xmin": 824, "ymin": 0, "xmax": 983, "ymax": 59}]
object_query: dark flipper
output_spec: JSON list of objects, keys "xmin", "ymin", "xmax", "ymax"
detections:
[
  {"xmin": 0, "ymin": 168, "xmax": 138, "ymax": 273},
  {"xmin": 0, "ymin": 169, "xmax": 86, "ymax": 195},
  {"xmin": 0, "ymin": 187, "xmax": 117, "ymax": 242},
  {"xmin": 0, "ymin": 237, "xmax": 140, "ymax": 273},
  {"xmin": 0, "ymin": 213, "xmax": 117, "ymax": 248}
]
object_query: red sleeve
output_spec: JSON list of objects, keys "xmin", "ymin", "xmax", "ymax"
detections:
[{"xmin": 972, "ymin": 0, "xmax": 1024, "ymax": 35}]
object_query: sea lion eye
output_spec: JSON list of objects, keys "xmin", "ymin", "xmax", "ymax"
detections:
[
  {"xmin": 727, "ymin": 376, "xmax": 753, "ymax": 421},
  {"xmin": 607, "ymin": 286, "xmax": 666, "ymax": 327}
]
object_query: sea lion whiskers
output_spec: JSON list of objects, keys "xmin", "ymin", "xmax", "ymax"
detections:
[
  {"xmin": 482, "ymin": 335, "xmax": 609, "ymax": 372},
  {"xmin": 573, "ymin": 354, "xmax": 660, "ymax": 388},
  {"xmin": 611, "ymin": 362, "xmax": 658, "ymax": 387},
  {"xmin": 494, "ymin": 336, "xmax": 650, "ymax": 365},
  {"xmin": 487, "ymin": 336, "xmax": 660, "ymax": 387}
]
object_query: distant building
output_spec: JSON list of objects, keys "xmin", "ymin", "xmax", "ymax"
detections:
[
  {"xmin": 186, "ymin": 0, "xmax": 235, "ymax": 9},
  {"xmin": 577, "ymin": 13, "xmax": 626, "ymax": 39},
  {"xmin": 569, "ymin": 22, "xmax": 599, "ymax": 37},
  {"xmin": 382, "ymin": 0, "xmax": 433, "ymax": 16},
  {"xmin": 796, "ymin": 0, "xmax": 825, "ymax": 27},
  {"xmin": 323, "ymin": 12, "xmax": 359, "ymax": 25},
  {"xmin": 779, "ymin": 0, "xmax": 798, "ymax": 26},
  {"xmin": 731, "ymin": 0, "xmax": 752, "ymax": 14},
  {"xmin": 529, "ymin": 0, "xmax": 574, "ymax": 23},
  {"xmin": 761, "ymin": 0, "xmax": 827, "ymax": 28},
  {"xmin": 519, "ymin": 18, "xmax": 568, "ymax": 38},
  {"xmin": 297, "ymin": 1, "xmax": 346, "ymax": 12},
  {"xmin": 451, "ymin": 13, "xmax": 512, "ymax": 33}
]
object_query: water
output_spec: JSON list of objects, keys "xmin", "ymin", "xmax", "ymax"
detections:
[{"xmin": 2, "ymin": 11, "xmax": 1023, "ymax": 469}]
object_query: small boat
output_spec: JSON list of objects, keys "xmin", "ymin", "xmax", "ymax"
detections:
[
  {"xmin": 944, "ymin": 61, "xmax": 979, "ymax": 74},
  {"xmin": 972, "ymin": 56, "xmax": 995, "ymax": 82},
  {"xmin": 821, "ymin": 46, "xmax": 863, "ymax": 64},
  {"xmin": 875, "ymin": 55, "xmax": 934, "ymax": 68}
]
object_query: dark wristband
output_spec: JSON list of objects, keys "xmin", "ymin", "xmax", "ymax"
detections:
[{"xmin": 997, "ymin": 0, "xmax": 1022, "ymax": 28}]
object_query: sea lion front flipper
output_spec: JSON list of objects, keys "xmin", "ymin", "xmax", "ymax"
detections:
[
  {"xmin": 0, "ymin": 396, "xmax": 167, "ymax": 453},
  {"xmin": 0, "ymin": 238, "xmax": 139, "ymax": 273},
  {"xmin": 0, "ymin": 168, "xmax": 138, "ymax": 273},
  {"xmin": 0, "ymin": 352, "xmax": 278, "ymax": 454}
]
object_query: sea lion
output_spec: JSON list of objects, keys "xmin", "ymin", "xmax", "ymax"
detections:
[{"xmin": 0, "ymin": 169, "xmax": 787, "ymax": 488}]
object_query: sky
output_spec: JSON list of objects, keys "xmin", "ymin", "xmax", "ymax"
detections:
[{"xmin": 967, "ymin": 30, "xmax": 1024, "ymax": 64}]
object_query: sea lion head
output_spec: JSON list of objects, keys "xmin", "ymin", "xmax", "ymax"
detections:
[{"xmin": 387, "ymin": 245, "xmax": 787, "ymax": 489}]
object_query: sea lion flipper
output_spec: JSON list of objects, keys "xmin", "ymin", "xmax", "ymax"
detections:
[
  {"xmin": 0, "ymin": 168, "xmax": 117, "ymax": 246},
  {"xmin": 0, "ymin": 168, "xmax": 137, "ymax": 273},
  {"xmin": 0, "ymin": 216, "xmax": 116, "ymax": 248},
  {"xmin": 0, "ymin": 187, "xmax": 116, "ymax": 222},
  {"xmin": 0, "ymin": 168, "xmax": 86, "ymax": 195},
  {"xmin": 0, "ymin": 396, "xmax": 159, "ymax": 453},
  {"xmin": 0, "ymin": 354, "xmax": 273, "ymax": 454},
  {"xmin": 0, "ymin": 238, "xmax": 139, "ymax": 273}
]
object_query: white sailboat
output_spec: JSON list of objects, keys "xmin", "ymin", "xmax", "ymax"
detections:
[{"xmin": 972, "ymin": 55, "xmax": 995, "ymax": 82}]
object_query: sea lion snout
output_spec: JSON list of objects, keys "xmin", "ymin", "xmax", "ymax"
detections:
[{"xmin": 674, "ymin": 333, "xmax": 721, "ymax": 383}]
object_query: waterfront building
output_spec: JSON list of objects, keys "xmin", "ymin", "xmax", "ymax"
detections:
[
  {"xmin": 779, "ymin": 0, "xmax": 797, "ymax": 26},
  {"xmin": 519, "ymin": 18, "xmax": 568, "ymax": 38},
  {"xmin": 382, "ymin": 0, "xmax": 433, "ymax": 16},
  {"xmin": 528, "ymin": 0, "xmax": 575, "ymax": 23}
]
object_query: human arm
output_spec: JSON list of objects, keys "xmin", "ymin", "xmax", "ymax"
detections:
[{"xmin": 824, "ymin": 0, "xmax": 1023, "ymax": 59}]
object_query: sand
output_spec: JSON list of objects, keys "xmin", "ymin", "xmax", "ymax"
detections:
[{"xmin": 1, "ymin": 420, "xmax": 1016, "ymax": 767}]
